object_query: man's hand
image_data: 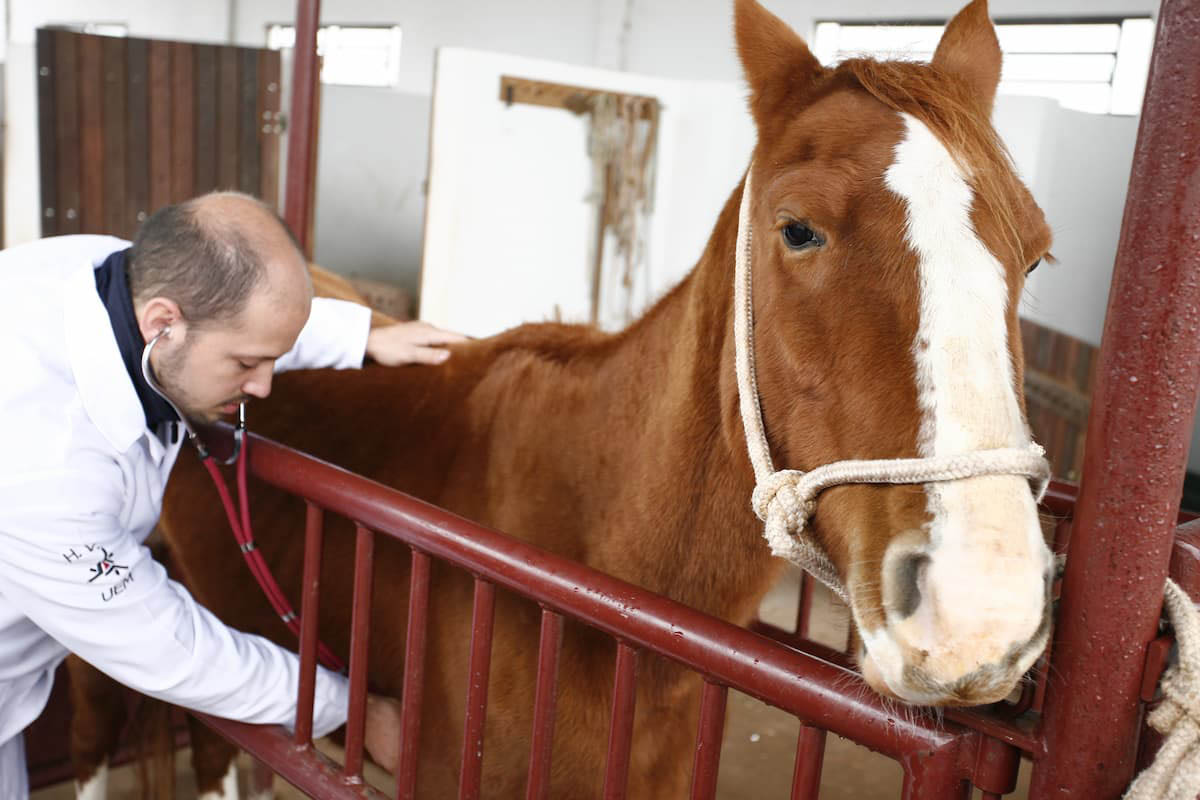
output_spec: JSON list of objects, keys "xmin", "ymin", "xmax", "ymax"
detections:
[
  {"xmin": 363, "ymin": 693, "xmax": 403, "ymax": 771},
  {"xmin": 366, "ymin": 321, "xmax": 468, "ymax": 366}
]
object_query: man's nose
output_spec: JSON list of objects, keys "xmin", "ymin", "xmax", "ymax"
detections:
[{"xmin": 242, "ymin": 363, "xmax": 274, "ymax": 399}]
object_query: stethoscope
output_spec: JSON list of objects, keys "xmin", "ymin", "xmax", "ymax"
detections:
[{"xmin": 141, "ymin": 325, "xmax": 245, "ymax": 464}]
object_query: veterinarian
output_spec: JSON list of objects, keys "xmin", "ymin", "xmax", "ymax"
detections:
[{"xmin": 0, "ymin": 191, "xmax": 464, "ymax": 796}]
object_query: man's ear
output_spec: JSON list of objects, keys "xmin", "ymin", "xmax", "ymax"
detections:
[{"xmin": 136, "ymin": 297, "xmax": 186, "ymax": 346}]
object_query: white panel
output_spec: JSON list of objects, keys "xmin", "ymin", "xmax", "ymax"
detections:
[{"xmin": 420, "ymin": 47, "xmax": 754, "ymax": 339}]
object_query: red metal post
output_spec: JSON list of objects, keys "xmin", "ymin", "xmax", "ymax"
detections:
[
  {"xmin": 284, "ymin": 0, "xmax": 319, "ymax": 251},
  {"xmin": 602, "ymin": 643, "xmax": 639, "ymax": 800},
  {"xmin": 900, "ymin": 746, "xmax": 970, "ymax": 800},
  {"xmin": 398, "ymin": 548, "xmax": 432, "ymax": 800},
  {"xmin": 459, "ymin": 577, "xmax": 497, "ymax": 800},
  {"xmin": 790, "ymin": 725, "xmax": 825, "ymax": 800},
  {"xmin": 526, "ymin": 609, "xmax": 564, "ymax": 800},
  {"xmin": 294, "ymin": 502, "xmax": 325, "ymax": 744},
  {"xmin": 343, "ymin": 525, "xmax": 375, "ymax": 779},
  {"xmin": 1030, "ymin": 1, "xmax": 1200, "ymax": 796},
  {"xmin": 688, "ymin": 680, "xmax": 728, "ymax": 800}
]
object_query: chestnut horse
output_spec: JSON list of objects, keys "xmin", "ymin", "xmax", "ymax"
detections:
[{"xmin": 68, "ymin": 0, "xmax": 1055, "ymax": 796}]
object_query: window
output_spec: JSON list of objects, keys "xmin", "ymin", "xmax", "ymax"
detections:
[
  {"xmin": 812, "ymin": 18, "xmax": 1154, "ymax": 115},
  {"xmin": 266, "ymin": 24, "xmax": 402, "ymax": 88}
]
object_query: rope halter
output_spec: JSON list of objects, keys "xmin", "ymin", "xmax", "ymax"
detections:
[{"xmin": 733, "ymin": 165, "xmax": 1051, "ymax": 603}]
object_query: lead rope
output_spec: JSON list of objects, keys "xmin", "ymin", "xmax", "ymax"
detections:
[
  {"xmin": 1125, "ymin": 579, "xmax": 1200, "ymax": 800},
  {"xmin": 732, "ymin": 166, "xmax": 1052, "ymax": 604}
]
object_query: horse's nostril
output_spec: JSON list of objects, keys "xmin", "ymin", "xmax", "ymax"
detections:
[{"xmin": 892, "ymin": 553, "xmax": 930, "ymax": 619}]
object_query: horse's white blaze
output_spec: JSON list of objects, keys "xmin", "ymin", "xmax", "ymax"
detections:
[
  {"xmin": 199, "ymin": 761, "xmax": 240, "ymax": 800},
  {"xmin": 74, "ymin": 762, "xmax": 108, "ymax": 800},
  {"xmin": 867, "ymin": 113, "xmax": 1049, "ymax": 692}
]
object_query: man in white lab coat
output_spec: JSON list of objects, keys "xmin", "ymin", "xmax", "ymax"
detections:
[{"xmin": 0, "ymin": 192, "xmax": 464, "ymax": 797}]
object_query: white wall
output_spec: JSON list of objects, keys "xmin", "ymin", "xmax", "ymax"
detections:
[
  {"xmin": 310, "ymin": 86, "xmax": 431, "ymax": 294},
  {"xmin": 231, "ymin": 0, "xmax": 613, "ymax": 95}
]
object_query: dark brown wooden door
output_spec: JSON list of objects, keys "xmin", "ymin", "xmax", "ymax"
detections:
[{"xmin": 36, "ymin": 29, "xmax": 283, "ymax": 240}]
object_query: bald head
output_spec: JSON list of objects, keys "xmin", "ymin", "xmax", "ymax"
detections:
[{"xmin": 129, "ymin": 191, "xmax": 312, "ymax": 329}]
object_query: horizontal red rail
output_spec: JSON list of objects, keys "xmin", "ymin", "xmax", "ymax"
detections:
[
  {"xmin": 216, "ymin": 431, "xmax": 964, "ymax": 762},
  {"xmin": 206, "ymin": 427, "xmax": 966, "ymax": 764}
]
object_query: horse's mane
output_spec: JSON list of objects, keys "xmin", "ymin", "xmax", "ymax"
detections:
[{"xmin": 839, "ymin": 57, "xmax": 1027, "ymax": 268}]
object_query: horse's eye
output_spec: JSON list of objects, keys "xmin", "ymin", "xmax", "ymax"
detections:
[
  {"xmin": 1026, "ymin": 258, "xmax": 1042, "ymax": 276},
  {"xmin": 782, "ymin": 222, "xmax": 820, "ymax": 250}
]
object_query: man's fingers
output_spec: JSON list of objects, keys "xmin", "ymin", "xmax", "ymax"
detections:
[
  {"xmin": 406, "ymin": 346, "xmax": 452, "ymax": 365},
  {"xmin": 411, "ymin": 327, "xmax": 469, "ymax": 345}
]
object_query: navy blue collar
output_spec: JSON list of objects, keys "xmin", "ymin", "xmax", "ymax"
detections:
[{"xmin": 93, "ymin": 248, "xmax": 180, "ymax": 432}]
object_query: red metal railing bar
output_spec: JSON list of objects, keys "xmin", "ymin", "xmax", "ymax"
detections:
[
  {"xmin": 790, "ymin": 725, "xmax": 825, "ymax": 800},
  {"xmin": 283, "ymin": 0, "xmax": 319, "ymax": 252},
  {"xmin": 900, "ymin": 744, "xmax": 970, "ymax": 800},
  {"xmin": 459, "ymin": 577, "xmax": 497, "ymax": 800},
  {"xmin": 1030, "ymin": 0, "xmax": 1200, "ymax": 795},
  {"xmin": 398, "ymin": 548, "xmax": 432, "ymax": 800},
  {"xmin": 295, "ymin": 501, "xmax": 326, "ymax": 744},
  {"xmin": 343, "ymin": 525, "xmax": 375, "ymax": 780},
  {"xmin": 688, "ymin": 679, "xmax": 728, "ymax": 800},
  {"xmin": 525, "ymin": 608, "xmax": 564, "ymax": 800},
  {"xmin": 208, "ymin": 429, "xmax": 966, "ymax": 765},
  {"xmin": 602, "ymin": 642, "xmax": 639, "ymax": 800},
  {"xmin": 193, "ymin": 714, "xmax": 385, "ymax": 800}
]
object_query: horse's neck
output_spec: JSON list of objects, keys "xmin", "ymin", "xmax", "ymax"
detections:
[{"xmin": 523, "ymin": 186, "xmax": 780, "ymax": 623}]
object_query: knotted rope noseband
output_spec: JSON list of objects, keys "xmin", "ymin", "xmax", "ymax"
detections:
[{"xmin": 733, "ymin": 166, "xmax": 1051, "ymax": 603}]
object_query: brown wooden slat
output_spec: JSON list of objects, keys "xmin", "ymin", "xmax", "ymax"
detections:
[
  {"xmin": 36, "ymin": 29, "xmax": 58, "ymax": 236},
  {"xmin": 193, "ymin": 44, "xmax": 217, "ymax": 194},
  {"xmin": 53, "ymin": 31, "xmax": 81, "ymax": 234},
  {"xmin": 238, "ymin": 48, "xmax": 261, "ymax": 197},
  {"xmin": 126, "ymin": 38, "xmax": 150, "ymax": 235},
  {"xmin": 102, "ymin": 36, "xmax": 128, "ymax": 238},
  {"xmin": 77, "ymin": 34, "xmax": 104, "ymax": 234},
  {"xmin": 147, "ymin": 40, "xmax": 173, "ymax": 212},
  {"xmin": 217, "ymin": 46, "xmax": 239, "ymax": 190},
  {"xmin": 258, "ymin": 50, "xmax": 281, "ymax": 211},
  {"xmin": 170, "ymin": 43, "xmax": 195, "ymax": 202}
]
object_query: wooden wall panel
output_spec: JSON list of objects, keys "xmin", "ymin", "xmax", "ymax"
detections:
[
  {"xmin": 52, "ymin": 31, "xmax": 81, "ymax": 234},
  {"xmin": 217, "ymin": 46, "xmax": 240, "ymax": 190},
  {"xmin": 259, "ymin": 50, "xmax": 282, "ymax": 211},
  {"xmin": 77, "ymin": 35, "xmax": 104, "ymax": 234},
  {"xmin": 147, "ymin": 41, "xmax": 173, "ymax": 213},
  {"xmin": 170, "ymin": 43, "xmax": 195, "ymax": 203},
  {"xmin": 238, "ymin": 49, "xmax": 261, "ymax": 197},
  {"xmin": 37, "ymin": 30, "xmax": 284, "ymax": 237},
  {"xmin": 193, "ymin": 44, "xmax": 218, "ymax": 195},
  {"xmin": 126, "ymin": 38, "xmax": 150, "ymax": 237},
  {"xmin": 1020, "ymin": 318, "xmax": 1097, "ymax": 482},
  {"xmin": 101, "ymin": 36, "xmax": 128, "ymax": 238},
  {"xmin": 36, "ymin": 30, "xmax": 58, "ymax": 236}
]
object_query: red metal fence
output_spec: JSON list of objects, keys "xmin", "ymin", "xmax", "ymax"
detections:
[{"xmin": 197, "ymin": 428, "xmax": 1063, "ymax": 799}]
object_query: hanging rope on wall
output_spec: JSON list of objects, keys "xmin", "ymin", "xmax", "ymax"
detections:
[{"xmin": 584, "ymin": 92, "xmax": 660, "ymax": 327}]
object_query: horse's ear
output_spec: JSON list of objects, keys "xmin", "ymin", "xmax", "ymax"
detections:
[
  {"xmin": 735, "ymin": 0, "xmax": 824, "ymax": 132},
  {"xmin": 933, "ymin": 0, "xmax": 1002, "ymax": 112}
]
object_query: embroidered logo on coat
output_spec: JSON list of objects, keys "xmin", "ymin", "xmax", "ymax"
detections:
[{"xmin": 86, "ymin": 547, "xmax": 128, "ymax": 583}]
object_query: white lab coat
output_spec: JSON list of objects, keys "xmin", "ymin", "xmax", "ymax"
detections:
[{"xmin": 0, "ymin": 235, "xmax": 372, "ymax": 766}]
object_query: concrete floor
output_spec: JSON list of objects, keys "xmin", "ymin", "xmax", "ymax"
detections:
[{"xmin": 31, "ymin": 567, "xmax": 1033, "ymax": 799}]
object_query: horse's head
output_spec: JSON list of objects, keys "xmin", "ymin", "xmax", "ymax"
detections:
[{"xmin": 734, "ymin": 0, "xmax": 1054, "ymax": 705}]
